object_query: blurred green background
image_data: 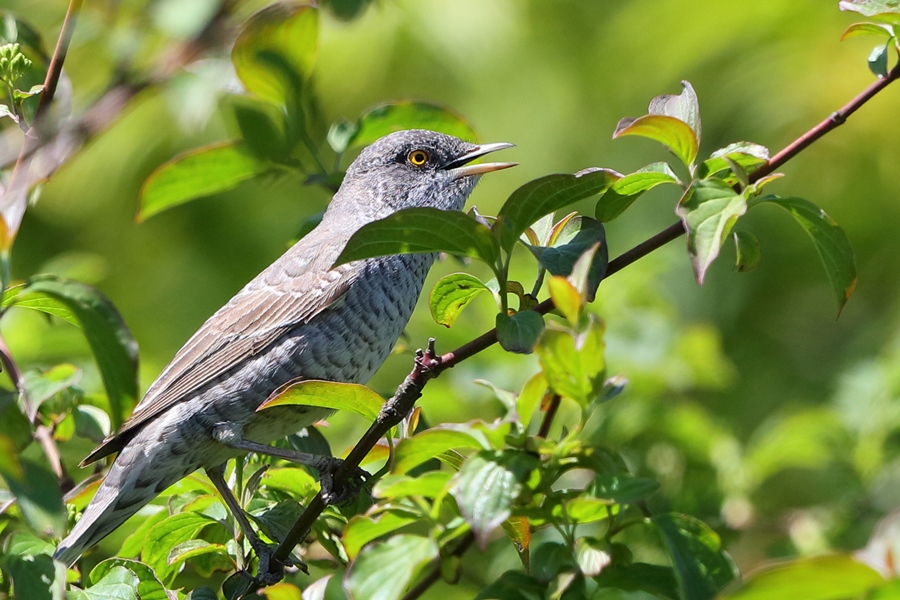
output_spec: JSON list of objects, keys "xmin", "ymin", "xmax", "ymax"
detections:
[{"xmin": 6, "ymin": 0, "xmax": 900, "ymax": 591}]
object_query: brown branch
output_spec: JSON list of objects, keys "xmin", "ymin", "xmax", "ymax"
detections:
[
  {"xmin": 537, "ymin": 393, "xmax": 561, "ymax": 439},
  {"xmin": 263, "ymin": 55, "xmax": 900, "ymax": 591}
]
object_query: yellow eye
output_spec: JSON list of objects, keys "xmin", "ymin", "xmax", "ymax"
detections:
[{"xmin": 408, "ymin": 149, "xmax": 429, "ymax": 166}]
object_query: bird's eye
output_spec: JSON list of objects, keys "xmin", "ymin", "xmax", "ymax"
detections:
[{"xmin": 407, "ymin": 149, "xmax": 429, "ymax": 167}]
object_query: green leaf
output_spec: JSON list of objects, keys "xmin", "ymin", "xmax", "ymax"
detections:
[
  {"xmin": 593, "ymin": 563, "xmax": 679, "ymax": 599},
  {"xmin": 527, "ymin": 216, "xmax": 608, "ymax": 299},
  {"xmin": 653, "ymin": 513, "xmax": 738, "ymax": 600},
  {"xmin": 343, "ymin": 510, "xmax": 420, "ymax": 559},
  {"xmin": 231, "ymin": 4, "xmax": 318, "ymax": 104},
  {"xmin": 839, "ymin": 0, "xmax": 900, "ymax": 19},
  {"xmin": 90, "ymin": 559, "xmax": 170, "ymax": 600},
  {"xmin": 698, "ymin": 142, "xmax": 769, "ymax": 180},
  {"xmin": 496, "ymin": 311, "xmax": 545, "ymax": 354},
  {"xmin": 141, "ymin": 512, "xmax": 219, "ymax": 584},
  {"xmin": 231, "ymin": 96, "xmax": 287, "ymax": 161},
  {"xmin": 7, "ymin": 275, "xmax": 138, "ymax": 428},
  {"xmin": 0, "ymin": 391, "xmax": 32, "ymax": 451},
  {"xmin": 675, "ymin": 180, "xmax": 748, "ymax": 284},
  {"xmin": 393, "ymin": 428, "xmax": 487, "ymax": 474},
  {"xmin": 648, "ymin": 80, "xmax": 702, "ymax": 145},
  {"xmin": 373, "ymin": 471, "xmax": 453, "ymax": 500},
  {"xmin": 0, "ymin": 456, "xmax": 65, "ymax": 537},
  {"xmin": 719, "ymin": 555, "xmax": 884, "ymax": 600},
  {"xmin": 0, "ymin": 533, "xmax": 66, "ymax": 600},
  {"xmin": 595, "ymin": 162, "xmax": 679, "ymax": 222},
  {"xmin": 349, "ymin": 101, "xmax": 478, "ymax": 148},
  {"xmin": 22, "ymin": 363, "xmax": 80, "ymax": 410},
  {"xmin": 334, "ymin": 207, "xmax": 500, "ymax": 272},
  {"xmin": 345, "ymin": 534, "xmax": 439, "ymax": 600},
  {"xmin": 259, "ymin": 379, "xmax": 382, "ymax": 421},
  {"xmin": 430, "ymin": 273, "xmax": 490, "ymax": 327},
  {"xmin": 474, "ymin": 571, "xmax": 547, "ymax": 600},
  {"xmin": 868, "ymin": 42, "xmax": 890, "ymax": 77},
  {"xmin": 588, "ymin": 473, "xmax": 660, "ymax": 504},
  {"xmin": 755, "ymin": 196, "xmax": 857, "ymax": 314},
  {"xmin": 535, "ymin": 318, "xmax": 606, "ymax": 407},
  {"xmin": 260, "ymin": 583, "xmax": 304, "ymax": 600},
  {"xmin": 614, "ymin": 115, "xmax": 699, "ymax": 168},
  {"xmin": 327, "ymin": 119, "xmax": 359, "ymax": 154},
  {"xmin": 547, "ymin": 277, "xmax": 582, "ymax": 325},
  {"xmin": 733, "ymin": 230, "xmax": 761, "ymax": 272},
  {"xmin": 118, "ymin": 510, "xmax": 168, "ymax": 559},
  {"xmin": 76, "ymin": 565, "xmax": 139, "ymax": 600},
  {"xmin": 451, "ymin": 450, "xmax": 538, "ymax": 548},
  {"xmin": 250, "ymin": 500, "xmax": 305, "ymax": 543},
  {"xmin": 496, "ymin": 170, "xmax": 619, "ymax": 254},
  {"xmin": 841, "ymin": 22, "xmax": 896, "ymax": 39},
  {"xmin": 575, "ymin": 537, "xmax": 612, "ymax": 577},
  {"xmin": 167, "ymin": 539, "xmax": 232, "ymax": 571},
  {"xmin": 139, "ymin": 143, "xmax": 265, "ymax": 221}
]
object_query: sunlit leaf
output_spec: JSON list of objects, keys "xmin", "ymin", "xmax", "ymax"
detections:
[
  {"xmin": 839, "ymin": 0, "xmax": 900, "ymax": 19},
  {"xmin": 343, "ymin": 510, "xmax": 420, "ymax": 560},
  {"xmin": 575, "ymin": 537, "xmax": 612, "ymax": 577},
  {"xmin": 648, "ymin": 80, "xmax": 702, "ymax": 144},
  {"xmin": 535, "ymin": 318, "xmax": 606, "ymax": 408},
  {"xmin": 755, "ymin": 196, "xmax": 857, "ymax": 315},
  {"xmin": 699, "ymin": 142, "xmax": 769, "ymax": 181},
  {"xmin": 90, "ymin": 558, "xmax": 170, "ymax": 600},
  {"xmin": 430, "ymin": 273, "xmax": 491, "ymax": 327},
  {"xmin": 841, "ymin": 22, "xmax": 895, "ymax": 39},
  {"xmin": 496, "ymin": 170, "xmax": 619, "ymax": 253},
  {"xmin": 349, "ymin": 101, "xmax": 478, "ymax": 147},
  {"xmin": 548, "ymin": 276, "xmax": 581, "ymax": 325},
  {"xmin": 676, "ymin": 180, "xmax": 748, "ymax": 284},
  {"xmin": 76, "ymin": 565, "xmax": 139, "ymax": 600},
  {"xmin": 393, "ymin": 427, "xmax": 489, "ymax": 474},
  {"xmin": 334, "ymin": 207, "xmax": 500, "ymax": 272},
  {"xmin": 373, "ymin": 471, "xmax": 452, "ymax": 501},
  {"xmin": 451, "ymin": 451, "xmax": 538, "ymax": 548},
  {"xmin": 345, "ymin": 534, "xmax": 438, "ymax": 600},
  {"xmin": 260, "ymin": 379, "xmax": 383, "ymax": 421},
  {"xmin": 232, "ymin": 4, "xmax": 318, "ymax": 104},
  {"xmin": 139, "ymin": 143, "xmax": 265, "ymax": 221},
  {"xmin": 732, "ymin": 230, "xmax": 761, "ymax": 273},
  {"xmin": 653, "ymin": 513, "xmax": 738, "ymax": 600},
  {"xmin": 496, "ymin": 311, "xmax": 545, "ymax": 354},
  {"xmin": 142, "ymin": 512, "xmax": 219, "ymax": 584},
  {"xmin": 328, "ymin": 119, "xmax": 359, "ymax": 154},
  {"xmin": 614, "ymin": 114, "xmax": 699, "ymax": 168},
  {"xmin": 720, "ymin": 555, "xmax": 884, "ymax": 600},
  {"xmin": 595, "ymin": 162, "xmax": 680, "ymax": 222}
]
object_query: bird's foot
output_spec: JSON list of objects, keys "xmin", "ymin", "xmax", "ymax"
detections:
[
  {"xmin": 314, "ymin": 456, "xmax": 369, "ymax": 504},
  {"xmin": 252, "ymin": 541, "xmax": 307, "ymax": 586}
]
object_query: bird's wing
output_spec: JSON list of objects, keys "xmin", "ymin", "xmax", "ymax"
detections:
[{"xmin": 82, "ymin": 246, "xmax": 360, "ymax": 465}]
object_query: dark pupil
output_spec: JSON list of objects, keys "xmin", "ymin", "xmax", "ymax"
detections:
[{"xmin": 413, "ymin": 152, "xmax": 425, "ymax": 163}]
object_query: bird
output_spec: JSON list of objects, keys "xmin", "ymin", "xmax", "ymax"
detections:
[{"xmin": 53, "ymin": 129, "xmax": 515, "ymax": 571}]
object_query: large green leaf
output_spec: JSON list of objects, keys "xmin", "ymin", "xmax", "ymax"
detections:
[
  {"xmin": 6, "ymin": 275, "xmax": 138, "ymax": 428},
  {"xmin": 653, "ymin": 513, "xmax": 738, "ymax": 600},
  {"xmin": 451, "ymin": 450, "xmax": 538, "ymax": 548},
  {"xmin": 349, "ymin": 101, "xmax": 478, "ymax": 147},
  {"xmin": 720, "ymin": 555, "xmax": 884, "ymax": 600},
  {"xmin": 496, "ymin": 170, "xmax": 619, "ymax": 253},
  {"xmin": 614, "ymin": 115, "xmax": 699, "ymax": 168},
  {"xmin": 231, "ymin": 4, "xmax": 318, "ymax": 105},
  {"xmin": 139, "ymin": 143, "xmax": 265, "ymax": 221},
  {"xmin": 393, "ymin": 428, "xmax": 488, "ymax": 474},
  {"xmin": 141, "ymin": 512, "xmax": 219, "ymax": 584},
  {"xmin": 755, "ymin": 196, "xmax": 857, "ymax": 314},
  {"xmin": 535, "ymin": 318, "xmax": 606, "ymax": 408},
  {"xmin": 676, "ymin": 180, "xmax": 748, "ymax": 284},
  {"xmin": 343, "ymin": 510, "xmax": 420, "ymax": 559},
  {"xmin": 259, "ymin": 379, "xmax": 383, "ymax": 421},
  {"xmin": 344, "ymin": 534, "xmax": 438, "ymax": 600},
  {"xmin": 71, "ymin": 565, "xmax": 138, "ymax": 600},
  {"xmin": 333, "ymin": 207, "xmax": 500, "ymax": 271},
  {"xmin": 90, "ymin": 559, "xmax": 170, "ymax": 600}
]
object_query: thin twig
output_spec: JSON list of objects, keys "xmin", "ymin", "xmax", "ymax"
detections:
[{"xmin": 537, "ymin": 393, "xmax": 561, "ymax": 439}]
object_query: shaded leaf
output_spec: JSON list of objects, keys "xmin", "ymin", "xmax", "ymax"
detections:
[
  {"xmin": 676, "ymin": 180, "xmax": 748, "ymax": 284},
  {"xmin": 344, "ymin": 534, "xmax": 438, "ymax": 600},
  {"xmin": 588, "ymin": 473, "xmax": 660, "ymax": 504},
  {"xmin": 231, "ymin": 96, "xmax": 287, "ymax": 161},
  {"xmin": 720, "ymin": 555, "xmax": 884, "ymax": 600},
  {"xmin": 733, "ymin": 230, "xmax": 761, "ymax": 273},
  {"xmin": 474, "ymin": 571, "xmax": 546, "ymax": 600},
  {"xmin": 260, "ymin": 379, "xmax": 382, "ymax": 421},
  {"xmin": 496, "ymin": 170, "xmax": 619, "ymax": 253},
  {"xmin": 528, "ymin": 216, "xmax": 608, "ymax": 299},
  {"xmin": 755, "ymin": 196, "xmax": 857, "ymax": 315},
  {"xmin": 595, "ymin": 162, "xmax": 680, "ymax": 222},
  {"xmin": 496, "ymin": 311, "xmax": 545, "ymax": 354},
  {"xmin": 334, "ymin": 207, "xmax": 500, "ymax": 272},
  {"xmin": 1, "ymin": 456, "xmax": 66, "ymax": 537},
  {"xmin": 343, "ymin": 510, "xmax": 420, "ymax": 559},
  {"xmin": 232, "ymin": 4, "xmax": 318, "ymax": 104},
  {"xmin": 430, "ymin": 273, "xmax": 490, "ymax": 327},
  {"xmin": 139, "ymin": 143, "xmax": 264, "ymax": 221},
  {"xmin": 349, "ymin": 101, "xmax": 477, "ymax": 148},
  {"xmin": 653, "ymin": 513, "xmax": 738, "ymax": 600},
  {"xmin": 593, "ymin": 563, "xmax": 679, "ymax": 599},
  {"xmin": 869, "ymin": 42, "xmax": 890, "ymax": 77},
  {"xmin": 614, "ymin": 115, "xmax": 699, "ymax": 168}
]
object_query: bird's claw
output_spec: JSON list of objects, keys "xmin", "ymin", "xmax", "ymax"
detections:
[
  {"xmin": 316, "ymin": 456, "xmax": 369, "ymax": 504},
  {"xmin": 251, "ymin": 542, "xmax": 307, "ymax": 587}
]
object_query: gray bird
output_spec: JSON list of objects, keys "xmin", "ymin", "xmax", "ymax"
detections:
[{"xmin": 54, "ymin": 129, "xmax": 514, "ymax": 568}]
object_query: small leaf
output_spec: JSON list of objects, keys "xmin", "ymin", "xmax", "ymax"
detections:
[
  {"xmin": 614, "ymin": 115, "xmax": 699, "ymax": 168},
  {"xmin": 344, "ymin": 534, "xmax": 439, "ymax": 600},
  {"xmin": 373, "ymin": 471, "xmax": 452, "ymax": 501},
  {"xmin": 548, "ymin": 277, "xmax": 582, "ymax": 325},
  {"xmin": 648, "ymin": 80, "xmax": 701, "ymax": 145},
  {"xmin": 474, "ymin": 572, "xmax": 546, "ymax": 600},
  {"xmin": 7, "ymin": 275, "xmax": 138, "ymax": 428},
  {"xmin": 393, "ymin": 428, "xmax": 488, "ymax": 474},
  {"xmin": 719, "ymin": 555, "xmax": 884, "ymax": 600},
  {"xmin": 343, "ymin": 510, "xmax": 420, "ymax": 559},
  {"xmin": 231, "ymin": 96, "xmax": 287, "ymax": 161},
  {"xmin": 79, "ymin": 565, "xmax": 139, "ymax": 600},
  {"xmin": 575, "ymin": 537, "xmax": 612, "ymax": 577},
  {"xmin": 0, "ymin": 457, "xmax": 66, "ymax": 537},
  {"xmin": 588, "ymin": 473, "xmax": 660, "ymax": 504},
  {"xmin": 699, "ymin": 142, "xmax": 769, "ymax": 180},
  {"xmin": 528, "ymin": 216, "xmax": 608, "ymax": 299},
  {"xmin": 839, "ymin": 0, "xmax": 900, "ymax": 19},
  {"xmin": 142, "ymin": 512, "xmax": 219, "ymax": 584},
  {"xmin": 496, "ymin": 170, "xmax": 619, "ymax": 253},
  {"xmin": 676, "ymin": 180, "xmax": 748, "ymax": 284},
  {"xmin": 595, "ymin": 162, "xmax": 680, "ymax": 222},
  {"xmin": 535, "ymin": 318, "xmax": 606, "ymax": 408},
  {"xmin": 232, "ymin": 4, "xmax": 318, "ymax": 104},
  {"xmin": 451, "ymin": 451, "xmax": 538, "ymax": 549},
  {"xmin": 22, "ymin": 364, "xmax": 81, "ymax": 411},
  {"xmin": 261, "ymin": 583, "xmax": 304, "ymax": 600},
  {"xmin": 502, "ymin": 516, "xmax": 532, "ymax": 569},
  {"xmin": 89, "ymin": 558, "xmax": 171, "ymax": 600},
  {"xmin": 429, "ymin": 273, "xmax": 490, "ymax": 327},
  {"xmin": 349, "ymin": 101, "xmax": 477, "ymax": 148},
  {"xmin": 868, "ymin": 42, "xmax": 890, "ymax": 77},
  {"xmin": 841, "ymin": 22, "xmax": 895, "ymax": 39},
  {"xmin": 259, "ymin": 379, "xmax": 383, "ymax": 421},
  {"xmin": 517, "ymin": 372, "xmax": 547, "ymax": 430},
  {"xmin": 334, "ymin": 207, "xmax": 500, "ymax": 272},
  {"xmin": 653, "ymin": 513, "xmax": 738, "ymax": 600},
  {"xmin": 755, "ymin": 196, "xmax": 857, "ymax": 314},
  {"xmin": 327, "ymin": 119, "xmax": 359, "ymax": 154},
  {"xmin": 593, "ymin": 563, "xmax": 679, "ymax": 599},
  {"xmin": 733, "ymin": 230, "xmax": 761, "ymax": 273},
  {"xmin": 139, "ymin": 143, "xmax": 264, "ymax": 221},
  {"xmin": 496, "ymin": 311, "xmax": 545, "ymax": 354}
]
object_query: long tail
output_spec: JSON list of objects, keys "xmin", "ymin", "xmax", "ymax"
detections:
[{"xmin": 54, "ymin": 438, "xmax": 192, "ymax": 566}]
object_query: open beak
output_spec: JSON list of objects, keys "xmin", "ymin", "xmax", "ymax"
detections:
[{"xmin": 443, "ymin": 142, "xmax": 517, "ymax": 180}]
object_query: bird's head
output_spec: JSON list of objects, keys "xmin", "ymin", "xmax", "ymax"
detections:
[{"xmin": 331, "ymin": 129, "xmax": 515, "ymax": 219}]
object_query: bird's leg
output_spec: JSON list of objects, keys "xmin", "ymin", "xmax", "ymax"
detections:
[
  {"xmin": 211, "ymin": 424, "xmax": 368, "ymax": 504},
  {"xmin": 205, "ymin": 464, "xmax": 287, "ymax": 585}
]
